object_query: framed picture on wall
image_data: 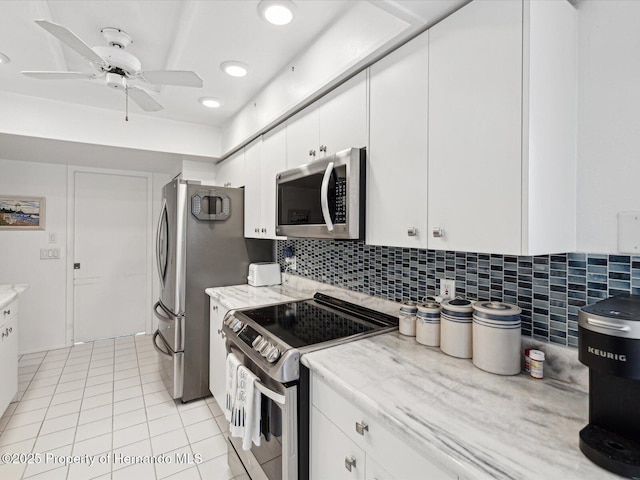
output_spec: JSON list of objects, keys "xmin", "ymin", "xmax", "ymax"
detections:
[{"xmin": 0, "ymin": 196, "xmax": 46, "ymax": 230}]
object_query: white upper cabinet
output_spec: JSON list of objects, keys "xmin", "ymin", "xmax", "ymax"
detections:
[
  {"xmin": 244, "ymin": 127, "xmax": 287, "ymax": 240},
  {"xmin": 367, "ymin": 32, "xmax": 429, "ymax": 248},
  {"xmin": 215, "ymin": 148, "xmax": 245, "ymax": 188},
  {"xmin": 286, "ymin": 70, "xmax": 368, "ymax": 168},
  {"xmin": 260, "ymin": 125, "xmax": 287, "ymax": 240},
  {"xmin": 427, "ymin": 0, "xmax": 577, "ymax": 255},
  {"xmin": 244, "ymin": 137, "xmax": 264, "ymax": 239}
]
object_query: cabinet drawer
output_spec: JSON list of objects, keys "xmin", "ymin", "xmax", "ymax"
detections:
[
  {"xmin": 312, "ymin": 375, "xmax": 456, "ymax": 480},
  {"xmin": 311, "ymin": 406, "xmax": 366, "ymax": 480}
]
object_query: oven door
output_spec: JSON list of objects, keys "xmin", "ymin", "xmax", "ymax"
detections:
[
  {"xmin": 275, "ymin": 147, "xmax": 365, "ymax": 240},
  {"xmin": 226, "ymin": 342, "xmax": 298, "ymax": 480}
]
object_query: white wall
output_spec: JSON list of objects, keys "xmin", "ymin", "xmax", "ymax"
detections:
[
  {"xmin": 180, "ymin": 160, "xmax": 217, "ymax": 185},
  {"xmin": 577, "ymin": 0, "xmax": 640, "ymax": 253},
  {"xmin": 0, "ymin": 158, "xmax": 169, "ymax": 354},
  {"xmin": 0, "ymin": 159, "xmax": 68, "ymax": 353}
]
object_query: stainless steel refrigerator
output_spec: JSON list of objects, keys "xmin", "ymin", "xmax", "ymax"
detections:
[{"xmin": 152, "ymin": 179, "xmax": 273, "ymax": 402}]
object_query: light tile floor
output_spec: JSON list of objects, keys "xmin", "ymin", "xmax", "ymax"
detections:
[{"xmin": 0, "ymin": 334, "xmax": 248, "ymax": 480}]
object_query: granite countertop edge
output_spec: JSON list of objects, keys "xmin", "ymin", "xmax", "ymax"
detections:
[{"xmin": 0, "ymin": 284, "xmax": 29, "ymax": 310}]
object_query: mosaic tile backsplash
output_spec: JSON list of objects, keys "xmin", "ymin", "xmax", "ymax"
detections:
[{"xmin": 277, "ymin": 240, "xmax": 640, "ymax": 348}]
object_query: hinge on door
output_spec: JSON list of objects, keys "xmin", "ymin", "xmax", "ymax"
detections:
[{"xmin": 74, "ymin": 263, "xmax": 81, "ymax": 269}]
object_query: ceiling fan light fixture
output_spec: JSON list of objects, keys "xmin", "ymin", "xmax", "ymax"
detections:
[
  {"xmin": 258, "ymin": 0, "xmax": 297, "ymax": 26},
  {"xmin": 0, "ymin": 52, "xmax": 10, "ymax": 64},
  {"xmin": 199, "ymin": 97, "xmax": 223, "ymax": 109},
  {"xmin": 221, "ymin": 61, "xmax": 248, "ymax": 78}
]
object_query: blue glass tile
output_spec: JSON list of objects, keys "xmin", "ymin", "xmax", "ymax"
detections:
[
  {"xmin": 587, "ymin": 265, "xmax": 607, "ymax": 275},
  {"xmin": 610, "ymin": 263, "xmax": 631, "ymax": 273},
  {"xmin": 569, "ymin": 253, "xmax": 586, "ymax": 261},
  {"xmin": 588, "ymin": 273, "xmax": 608, "ymax": 283},
  {"xmin": 587, "ymin": 256, "xmax": 607, "ymax": 266},
  {"xmin": 610, "ymin": 255, "xmax": 631, "ymax": 264}
]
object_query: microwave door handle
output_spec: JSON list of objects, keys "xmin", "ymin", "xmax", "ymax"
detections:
[{"xmin": 320, "ymin": 161, "xmax": 335, "ymax": 232}]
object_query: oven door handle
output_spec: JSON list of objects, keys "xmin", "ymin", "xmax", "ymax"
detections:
[
  {"xmin": 255, "ymin": 379, "xmax": 286, "ymax": 406},
  {"xmin": 320, "ymin": 161, "xmax": 335, "ymax": 232}
]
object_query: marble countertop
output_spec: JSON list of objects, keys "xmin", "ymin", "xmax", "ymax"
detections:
[
  {"xmin": 0, "ymin": 284, "xmax": 28, "ymax": 310},
  {"xmin": 204, "ymin": 283, "xmax": 309, "ymax": 312},
  {"xmin": 302, "ymin": 333, "xmax": 612, "ymax": 480}
]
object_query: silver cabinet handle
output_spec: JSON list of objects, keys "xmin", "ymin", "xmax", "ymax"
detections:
[
  {"xmin": 320, "ymin": 161, "xmax": 335, "ymax": 232},
  {"xmin": 344, "ymin": 456, "xmax": 356, "ymax": 472},
  {"xmin": 433, "ymin": 227, "xmax": 445, "ymax": 238},
  {"xmin": 320, "ymin": 145, "xmax": 327, "ymax": 153},
  {"xmin": 3, "ymin": 310, "xmax": 10, "ymax": 315},
  {"xmin": 309, "ymin": 149, "xmax": 316, "ymax": 157},
  {"xmin": 261, "ymin": 228, "xmax": 267, "ymax": 233},
  {"xmin": 355, "ymin": 421, "xmax": 369, "ymax": 435},
  {"xmin": 407, "ymin": 227, "xmax": 417, "ymax": 237}
]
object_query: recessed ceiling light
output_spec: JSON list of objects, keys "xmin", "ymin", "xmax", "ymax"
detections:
[
  {"xmin": 220, "ymin": 61, "xmax": 248, "ymax": 78},
  {"xmin": 199, "ymin": 97, "xmax": 223, "ymax": 109},
  {"xmin": 258, "ymin": 0, "xmax": 297, "ymax": 26},
  {"xmin": 0, "ymin": 53, "xmax": 11, "ymax": 64}
]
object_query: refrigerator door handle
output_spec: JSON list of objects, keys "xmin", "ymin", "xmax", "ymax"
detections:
[
  {"xmin": 153, "ymin": 301, "xmax": 175, "ymax": 321},
  {"xmin": 156, "ymin": 200, "xmax": 169, "ymax": 288},
  {"xmin": 153, "ymin": 329, "xmax": 172, "ymax": 357}
]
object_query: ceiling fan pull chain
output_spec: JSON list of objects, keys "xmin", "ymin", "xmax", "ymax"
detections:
[{"xmin": 125, "ymin": 85, "xmax": 129, "ymax": 122}]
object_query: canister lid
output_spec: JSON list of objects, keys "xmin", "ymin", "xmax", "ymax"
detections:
[
  {"xmin": 473, "ymin": 301, "xmax": 522, "ymax": 316},
  {"xmin": 417, "ymin": 302, "xmax": 441, "ymax": 313},
  {"xmin": 400, "ymin": 301, "xmax": 418, "ymax": 314},
  {"xmin": 441, "ymin": 298, "xmax": 473, "ymax": 313}
]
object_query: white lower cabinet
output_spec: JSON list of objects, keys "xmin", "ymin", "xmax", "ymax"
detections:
[
  {"xmin": 310, "ymin": 374, "xmax": 456, "ymax": 480},
  {"xmin": 0, "ymin": 300, "xmax": 19, "ymax": 415},
  {"xmin": 208, "ymin": 298, "xmax": 227, "ymax": 412},
  {"xmin": 311, "ymin": 406, "xmax": 366, "ymax": 480}
]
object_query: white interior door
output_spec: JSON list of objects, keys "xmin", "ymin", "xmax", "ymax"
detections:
[{"xmin": 73, "ymin": 172, "xmax": 148, "ymax": 342}]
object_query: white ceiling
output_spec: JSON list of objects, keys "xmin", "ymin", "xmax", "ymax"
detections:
[{"xmin": 0, "ymin": 1, "xmax": 466, "ymax": 130}]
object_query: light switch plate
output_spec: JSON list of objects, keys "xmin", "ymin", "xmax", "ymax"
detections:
[{"xmin": 618, "ymin": 212, "xmax": 640, "ymax": 253}]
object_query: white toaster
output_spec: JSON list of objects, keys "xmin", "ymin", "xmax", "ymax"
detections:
[{"xmin": 248, "ymin": 262, "xmax": 281, "ymax": 287}]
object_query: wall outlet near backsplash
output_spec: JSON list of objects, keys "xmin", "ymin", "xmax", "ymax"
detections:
[{"xmin": 440, "ymin": 279, "xmax": 456, "ymax": 301}]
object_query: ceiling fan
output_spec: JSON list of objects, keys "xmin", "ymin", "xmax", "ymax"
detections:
[{"xmin": 22, "ymin": 20, "xmax": 203, "ymax": 113}]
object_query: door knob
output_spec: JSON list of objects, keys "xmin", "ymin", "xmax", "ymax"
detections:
[
  {"xmin": 407, "ymin": 227, "xmax": 417, "ymax": 237},
  {"xmin": 432, "ymin": 227, "xmax": 445, "ymax": 238},
  {"xmin": 355, "ymin": 421, "xmax": 369, "ymax": 435}
]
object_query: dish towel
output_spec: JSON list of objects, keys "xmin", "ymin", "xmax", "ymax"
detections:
[
  {"xmin": 224, "ymin": 353, "xmax": 241, "ymax": 422},
  {"xmin": 229, "ymin": 365, "xmax": 262, "ymax": 450}
]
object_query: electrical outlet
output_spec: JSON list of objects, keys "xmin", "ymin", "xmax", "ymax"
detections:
[
  {"xmin": 440, "ymin": 279, "xmax": 456, "ymax": 300},
  {"xmin": 285, "ymin": 256, "xmax": 297, "ymax": 271}
]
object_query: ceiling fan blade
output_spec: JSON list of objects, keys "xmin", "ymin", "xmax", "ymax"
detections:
[
  {"xmin": 34, "ymin": 19, "xmax": 108, "ymax": 67},
  {"xmin": 138, "ymin": 70, "xmax": 203, "ymax": 88},
  {"xmin": 22, "ymin": 71, "xmax": 97, "ymax": 80},
  {"xmin": 127, "ymin": 87, "xmax": 164, "ymax": 112}
]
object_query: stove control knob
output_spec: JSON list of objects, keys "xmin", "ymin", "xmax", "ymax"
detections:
[
  {"xmin": 259, "ymin": 341, "xmax": 272, "ymax": 356},
  {"xmin": 231, "ymin": 319, "xmax": 244, "ymax": 333},
  {"xmin": 252, "ymin": 335, "xmax": 264, "ymax": 349},
  {"xmin": 266, "ymin": 347, "xmax": 280, "ymax": 363}
]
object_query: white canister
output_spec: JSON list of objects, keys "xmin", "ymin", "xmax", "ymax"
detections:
[
  {"xmin": 416, "ymin": 302, "xmax": 441, "ymax": 347},
  {"xmin": 440, "ymin": 298, "xmax": 474, "ymax": 358},
  {"xmin": 399, "ymin": 301, "xmax": 418, "ymax": 337},
  {"xmin": 472, "ymin": 301, "xmax": 522, "ymax": 375}
]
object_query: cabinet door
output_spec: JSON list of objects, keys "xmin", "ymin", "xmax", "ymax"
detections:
[
  {"xmin": 208, "ymin": 299, "xmax": 227, "ymax": 412},
  {"xmin": 244, "ymin": 139, "xmax": 263, "ymax": 238},
  {"xmin": 216, "ymin": 149, "xmax": 245, "ymax": 187},
  {"xmin": 428, "ymin": 0, "xmax": 523, "ymax": 255},
  {"xmin": 318, "ymin": 71, "xmax": 368, "ymax": 157},
  {"xmin": 286, "ymin": 106, "xmax": 320, "ymax": 168},
  {"xmin": 0, "ymin": 303, "xmax": 18, "ymax": 415},
  {"xmin": 368, "ymin": 33, "xmax": 428, "ymax": 248},
  {"xmin": 261, "ymin": 125, "xmax": 287, "ymax": 239},
  {"xmin": 311, "ymin": 406, "xmax": 366, "ymax": 480}
]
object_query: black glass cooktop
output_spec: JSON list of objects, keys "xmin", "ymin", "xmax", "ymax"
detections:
[{"xmin": 238, "ymin": 293, "xmax": 398, "ymax": 349}]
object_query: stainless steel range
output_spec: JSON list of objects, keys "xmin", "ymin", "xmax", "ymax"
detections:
[{"xmin": 222, "ymin": 293, "xmax": 398, "ymax": 480}]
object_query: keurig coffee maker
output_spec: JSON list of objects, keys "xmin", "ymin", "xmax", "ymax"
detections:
[{"xmin": 578, "ymin": 294, "xmax": 640, "ymax": 478}]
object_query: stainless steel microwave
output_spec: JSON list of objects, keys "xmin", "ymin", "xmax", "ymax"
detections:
[{"xmin": 275, "ymin": 147, "xmax": 365, "ymax": 240}]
